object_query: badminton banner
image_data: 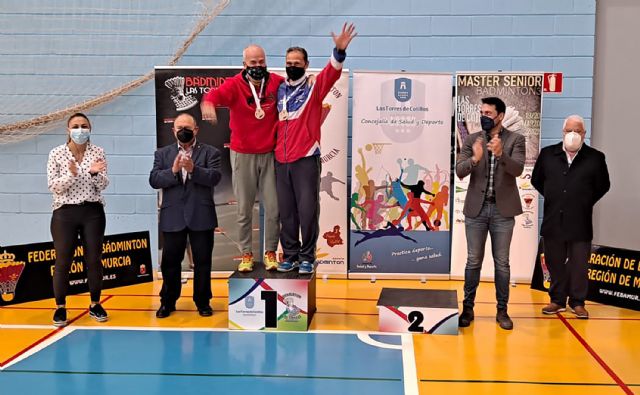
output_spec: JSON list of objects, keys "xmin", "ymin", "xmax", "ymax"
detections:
[
  {"xmin": 451, "ymin": 72, "xmax": 543, "ymax": 282},
  {"xmin": 349, "ymin": 71, "xmax": 453, "ymax": 277},
  {"xmin": 155, "ymin": 67, "xmax": 252, "ymax": 273},
  {"xmin": 0, "ymin": 231, "xmax": 153, "ymax": 306}
]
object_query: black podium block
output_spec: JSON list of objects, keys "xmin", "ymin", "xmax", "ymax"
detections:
[
  {"xmin": 377, "ymin": 288, "xmax": 458, "ymax": 335},
  {"xmin": 228, "ymin": 263, "xmax": 316, "ymax": 331}
]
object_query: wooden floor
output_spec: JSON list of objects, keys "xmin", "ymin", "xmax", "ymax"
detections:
[{"xmin": 1, "ymin": 278, "xmax": 639, "ymax": 394}]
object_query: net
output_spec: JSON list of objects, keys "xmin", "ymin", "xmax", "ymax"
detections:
[{"xmin": 0, "ymin": 0, "xmax": 230, "ymax": 144}]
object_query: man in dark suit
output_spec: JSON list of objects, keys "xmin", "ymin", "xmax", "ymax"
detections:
[
  {"xmin": 532, "ymin": 115, "xmax": 610, "ymax": 319},
  {"xmin": 149, "ymin": 113, "xmax": 222, "ymax": 318},
  {"xmin": 456, "ymin": 97, "xmax": 526, "ymax": 330}
]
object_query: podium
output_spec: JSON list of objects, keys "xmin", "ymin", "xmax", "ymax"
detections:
[
  {"xmin": 377, "ymin": 288, "xmax": 459, "ymax": 335},
  {"xmin": 228, "ymin": 264, "xmax": 316, "ymax": 331}
]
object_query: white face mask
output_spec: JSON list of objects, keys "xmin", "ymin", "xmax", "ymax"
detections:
[{"xmin": 563, "ymin": 131, "xmax": 583, "ymax": 152}]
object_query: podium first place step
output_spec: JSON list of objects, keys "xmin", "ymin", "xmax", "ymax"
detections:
[{"xmin": 228, "ymin": 262, "xmax": 317, "ymax": 331}]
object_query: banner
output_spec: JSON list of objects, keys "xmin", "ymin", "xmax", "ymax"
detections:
[
  {"xmin": 349, "ymin": 72, "xmax": 453, "ymax": 277},
  {"xmin": 155, "ymin": 67, "xmax": 256, "ymax": 273},
  {"xmin": 531, "ymin": 240, "xmax": 640, "ymax": 311},
  {"xmin": 451, "ymin": 72, "xmax": 543, "ymax": 282},
  {"xmin": 0, "ymin": 231, "xmax": 153, "ymax": 306}
]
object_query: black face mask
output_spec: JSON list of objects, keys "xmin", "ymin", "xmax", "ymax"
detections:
[
  {"xmin": 480, "ymin": 115, "xmax": 496, "ymax": 131},
  {"xmin": 176, "ymin": 128, "xmax": 194, "ymax": 143},
  {"xmin": 246, "ymin": 66, "xmax": 267, "ymax": 80},
  {"xmin": 286, "ymin": 66, "xmax": 306, "ymax": 81}
]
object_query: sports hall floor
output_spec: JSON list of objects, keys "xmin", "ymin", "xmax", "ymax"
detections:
[{"xmin": 1, "ymin": 279, "xmax": 638, "ymax": 394}]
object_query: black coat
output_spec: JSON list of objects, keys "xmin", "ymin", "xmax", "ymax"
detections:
[
  {"xmin": 149, "ymin": 142, "xmax": 222, "ymax": 232},
  {"xmin": 532, "ymin": 142, "xmax": 610, "ymax": 241}
]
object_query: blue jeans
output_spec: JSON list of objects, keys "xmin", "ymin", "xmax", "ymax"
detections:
[{"xmin": 463, "ymin": 202, "xmax": 515, "ymax": 310}]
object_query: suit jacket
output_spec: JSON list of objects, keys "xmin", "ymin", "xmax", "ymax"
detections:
[
  {"xmin": 532, "ymin": 142, "xmax": 610, "ymax": 241},
  {"xmin": 149, "ymin": 142, "xmax": 222, "ymax": 232},
  {"xmin": 456, "ymin": 128, "xmax": 526, "ymax": 218}
]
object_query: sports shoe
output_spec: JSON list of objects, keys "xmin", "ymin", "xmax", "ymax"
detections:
[
  {"xmin": 264, "ymin": 251, "xmax": 279, "ymax": 271},
  {"xmin": 542, "ymin": 302, "xmax": 566, "ymax": 315},
  {"xmin": 89, "ymin": 303, "xmax": 108, "ymax": 322},
  {"xmin": 53, "ymin": 307, "xmax": 68, "ymax": 327},
  {"xmin": 571, "ymin": 305, "xmax": 589, "ymax": 319},
  {"xmin": 238, "ymin": 252, "xmax": 254, "ymax": 272},
  {"xmin": 277, "ymin": 261, "xmax": 298, "ymax": 272},
  {"xmin": 496, "ymin": 308, "xmax": 513, "ymax": 330},
  {"xmin": 458, "ymin": 307, "xmax": 474, "ymax": 327},
  {"xmin": 298, "ymin": 261, "xmax": 314, "ymax": 274}
]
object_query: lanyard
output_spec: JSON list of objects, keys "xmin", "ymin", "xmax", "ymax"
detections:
[
  {"xmin": 248, "ymin": 78, "xmax": 265, "ymax": 111},
  {"xmin": 282, "ymin": 77, "xmax": 308, "ymax": 112}
]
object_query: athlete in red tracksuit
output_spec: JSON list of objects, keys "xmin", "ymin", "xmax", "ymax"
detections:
[{"xmin": 275, "ymin": 23, "xmax": 357, "ymax": 274}]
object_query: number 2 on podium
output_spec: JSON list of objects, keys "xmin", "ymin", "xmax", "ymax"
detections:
[
  {"xmin": 408, "ymin": 311, "xmax": 425, "ymax": 333},
  {"xmin": 261, "ymin": 290, "xmax": 278, "ymax": 328}
]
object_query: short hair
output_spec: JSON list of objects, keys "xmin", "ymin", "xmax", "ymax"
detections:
[
  {"xmin": 286, "ymin": 46, "xmax": 309, "ymax": 64},
  {"xmin": 67, "ymin": 112, "xmax": 91, "ymax": 128},
  {"xmin": 174, "ymin": 112, "xmax": 197, "ymax": 127},
  {"xmin": 563, "ymin": 114, "xmax": 586, "ymax": 130},
  {"xmin": 481, "ymin": 97, "xmax": 506, "ymax": 115}
]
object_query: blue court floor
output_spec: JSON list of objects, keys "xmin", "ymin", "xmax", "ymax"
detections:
[{"xmin": 0, "ymin": 329, "xmax": 412, "ymax": 395}]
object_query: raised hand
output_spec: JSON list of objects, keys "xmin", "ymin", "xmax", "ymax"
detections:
[{"xmin": 332, "ymin": 22, "xmax": 357, "ymax": 51}]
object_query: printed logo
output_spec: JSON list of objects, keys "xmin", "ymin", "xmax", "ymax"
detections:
[
  {"xmin": 0, "ymin": 250, "xmax": 26, "ymax": 302},
  {"xmin": 521, "ymin": 211, "xmax": 535, "ymax": 229},
  {"xmin": 522, "ymin": 193, "xmax": 535, "ymax": 210},
  {"xmin": 165, "ymin": 76, "xmax": 198, "ymax": 111},
  {"xmin": 283, "ymin": 293, "xmax": 301, "ymax": 322},
  {"xmin": 394, "ymin": 78, "xmax": 412, "ymax": 102},
  {"xmin": 139, "ymin": 264, "xmax": 147, "ymax": 275},
  {"xmin": 245, "ymin": 295, "xmax": 255, "ymax": 309},
  {"xmin": 362, "ymin": 250, "xmax": 373, "ymax": 264}
]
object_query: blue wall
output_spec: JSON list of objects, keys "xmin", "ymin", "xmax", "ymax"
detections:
[{"xmin": 0, "ymin": 0, "xmax": 596, "ymax": 261}]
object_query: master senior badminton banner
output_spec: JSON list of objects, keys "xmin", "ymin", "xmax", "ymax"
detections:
[{"xmin": 349, "ymin": 71, "xmax": 453, "ymax": 276}]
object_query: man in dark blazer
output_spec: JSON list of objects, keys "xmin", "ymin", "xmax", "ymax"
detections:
[
  {"xmin": 149, "ymin": 113, "xmax": 222, "ymax": 318},
  {"xmin": 532, "ymin": 115, "xmax": 610, "ymax": 319},
  {"xmin": 456, "ymin": 97, "xmax": 526, "ymax": 330}
]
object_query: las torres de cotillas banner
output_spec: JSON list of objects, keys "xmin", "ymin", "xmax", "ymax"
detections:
[
  {"xmin": 451, "ymin": 72, "xmax": 543, "ymax": 282},
  {"xmin": 349, "ymin": 71, "xmax": 453, "ymax": 277},
  {"xmin": 0, "ymin": 231, "xmax": 153, "ymax": 306}
]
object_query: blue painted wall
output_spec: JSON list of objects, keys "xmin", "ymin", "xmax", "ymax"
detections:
[{"xmin": 0, "ymin": 0, "xmax": 596, "ymax": 262}]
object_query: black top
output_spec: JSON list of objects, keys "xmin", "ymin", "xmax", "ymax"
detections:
[{"xmin": 377, "ymin": 288, "xmax": 457, "ymax": 309}]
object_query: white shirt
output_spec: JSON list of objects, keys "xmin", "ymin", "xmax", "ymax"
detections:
[
  {"xmin": 47, "ymin": 143, "xmax": 109, "ymax": 210},
  {"xmin": 562, "ymin": 143, "xmax": 582, "ymax": 166}
]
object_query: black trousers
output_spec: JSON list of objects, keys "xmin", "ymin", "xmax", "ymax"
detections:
[
  {"xmin": 50, "ymin": 202, "xmax": 106, "ymax": 305},
  {"xmin": 543, "ymin": 238, "xmax": 591, "ymax": 308},
  {"xmin": 160, "ymin": 228, "xmax": 213, "ymax": 308},
  {"xmin": 275, "ymin": 155, "xmax": 321, "ymax": 263}
]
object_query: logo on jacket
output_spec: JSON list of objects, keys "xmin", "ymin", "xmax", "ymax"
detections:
[
  {"xmin": 394, "ymin": 78, "xmax": 412, "ymax": 102},
  {"xmin": 165, "ymin": 76, "xmax": 198, "ymax": 111}
]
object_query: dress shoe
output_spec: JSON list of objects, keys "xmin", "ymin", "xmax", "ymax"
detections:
[
  {"xmin": 571, "ymin": 305, "xmax": 589, "ymax": 319},
  {"xmin": 156, "ymin": 305, "xmax": 175, "ymax": 318},
  {"xmin": 496, "ymin": 308, "xmax": 513, "ymax": 330},
  {"xmin": 198, "ymin": 305, "xmax": 213, "ymax": 317},
  {"xmin": 458, "ymin": 307, "xmax": 474, "ymax": 327},
  {"xmin": 541, "ymin": 302, "xmax": 566, "ymax": 315}
]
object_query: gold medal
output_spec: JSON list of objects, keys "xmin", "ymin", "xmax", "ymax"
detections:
[
  {"xmin": 279, "ymin": 109, "xmax": 289, "ymax": 121},
  {"xmin": 255, "ymin": 108, "xmax": 265, "ymax": 119}
]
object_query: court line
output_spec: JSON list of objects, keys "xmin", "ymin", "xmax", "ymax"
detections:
[
  {"xmin": 557, "ymin": 313, "xmax": 634, "ymax": 395},
  {"xmin": 0, "ymin": 296, "xmax": 112, "ymax": 370},
  {"xmin": 357, "ymin": 333, "xmax": 402, "ymax": 350},
  {"xmin": 420, "ymin": 378, "xmax": 639, "ymax": 387},
  {"xmin": 0, "ymin": 369, "xmax": 402, "ymax": 383},
  {"xmin": 401, "ymin": 334, "xmax": 419, "ymax": 395}
]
